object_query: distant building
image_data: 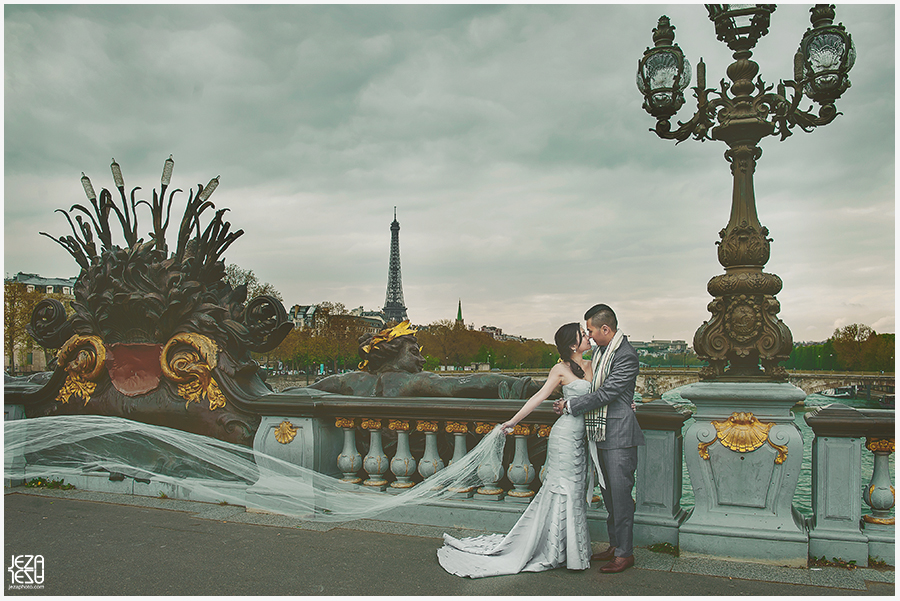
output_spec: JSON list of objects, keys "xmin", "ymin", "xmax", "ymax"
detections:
[
  {"xmin": 288, "ymin": 304, "xmax": 318, "ymax": 329},
  {"xmin": 349, "ymin": 306, "xmax": 386, "ymax": 334},
  {"xmin": 6, "ymin": 272, "xmax": 77, "ymax": 296},
  {"xmin": 630, "ymin": 339, "xmax": 689, "ymax": 357},
  {"xmin": 4, "ymin": 272, "xmax": 77, "ymax": 373},
  {"xmin": 480, "ymin": 325, "xmax": 526, "ymax": 343},
  {"xmin": 288, "ymin": 303, "xmax": 385, "ymax": 336}
]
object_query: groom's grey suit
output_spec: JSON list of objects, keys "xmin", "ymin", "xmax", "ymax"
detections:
[{"xmin": 567, "ymin": 335, "xmax": 644, "ymax": 558}]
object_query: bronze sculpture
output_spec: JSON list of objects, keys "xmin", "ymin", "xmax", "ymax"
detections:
[
  {"xmin": 9, "ymin": 157, "xmax": 292, "ymax": 446},
  {"xmin": 308, "ymin": 321, "xmax": 541, "ymax": 399}
]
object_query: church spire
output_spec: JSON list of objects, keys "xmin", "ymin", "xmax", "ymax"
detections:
[{"xmin": 456, "ymin": 299, "xmax": 463, "ymax": 324}]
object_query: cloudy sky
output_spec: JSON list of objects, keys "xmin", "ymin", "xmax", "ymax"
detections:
[{"xmin": 5, "ymin": 4, "xmax": 894, "ymax": 345}]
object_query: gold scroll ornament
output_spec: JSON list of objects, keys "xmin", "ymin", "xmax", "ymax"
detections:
[
  {"xmin": 445, "ymin": 421, "xmax": 468, "ymax": 435},
  {"xmin": 55, "ymin": 335, "xmax": 106, "ymax": 405},
  {"xmin": 698, "ymin": 412, "xmax": 788, "ymax": 464},
  {"xmin": 160, "ymin": 332, "xmax": 226, "ymax": 410},
  {"xmin": 474, "ymin": 422, "xmax": 498, "ymax": 435}
]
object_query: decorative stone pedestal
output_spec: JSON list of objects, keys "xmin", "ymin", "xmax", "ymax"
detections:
[
  {"xmin": 679, "ymin": 382, "xmax": 808, "ymax": 566},
  {"xmin": 804, "ymin": 404, "xmax": 869, "ymax": 565},
  {"xmin": 4, "ymin": 404, "xmax": 26, "ymax": 487},
  {"xmin": 245, "ymin": 416, "xmax": 342, "ymax": 516},
  {"xmin": 633, "ymin": 400, "xmax": 691, "ymax": 546}
]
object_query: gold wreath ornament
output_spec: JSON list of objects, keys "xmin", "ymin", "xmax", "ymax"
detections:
[{"xmin": 358, "ymin": 320, "xmax": 418, "ymax": 370}]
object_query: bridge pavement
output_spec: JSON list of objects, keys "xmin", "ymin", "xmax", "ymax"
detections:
[{"xmin": 4, "ymin": 488, "xmax": 893, "ymax": 596}]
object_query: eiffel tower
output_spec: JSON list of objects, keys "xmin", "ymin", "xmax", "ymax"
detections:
[{"xmin": 382, "ymin": 207, "xmax": 408, "ymax": 323}]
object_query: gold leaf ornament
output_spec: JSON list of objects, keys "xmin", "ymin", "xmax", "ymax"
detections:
[{"xmin": 358, "ymin": 320, "xmax": 418, "ymax": 370}]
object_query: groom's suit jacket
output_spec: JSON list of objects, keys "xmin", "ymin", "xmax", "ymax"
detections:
[{"xmin": 567, "ymin": 336, "xmax": 645, "ymax": 450}]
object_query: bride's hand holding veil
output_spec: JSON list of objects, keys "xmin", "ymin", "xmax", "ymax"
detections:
[{"xmin": 499, "ymin": 420, "xmax": 517, "ymax": 434}]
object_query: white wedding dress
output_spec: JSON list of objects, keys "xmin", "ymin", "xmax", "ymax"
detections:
[{"xmin": 437, "ymin": 379, "xmax": 592, "ymax": 578}]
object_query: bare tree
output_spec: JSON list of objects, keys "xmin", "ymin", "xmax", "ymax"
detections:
[{"xmin": 223, "ymin": 263, "xmax": 282, "ymax": 302}]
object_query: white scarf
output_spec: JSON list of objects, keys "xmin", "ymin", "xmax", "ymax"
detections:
[
  {"xmin": 583, "ymin": 329, "xmax": 624, "ymax": 497},
  {"xmin": 584, "ymin": 328, "xmax": 624, "ymax": 442}
]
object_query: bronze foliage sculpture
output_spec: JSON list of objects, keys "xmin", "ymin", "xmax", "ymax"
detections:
[{"xmin": 12, "ymin": 157, "xmax": 292, "ymax": 445}]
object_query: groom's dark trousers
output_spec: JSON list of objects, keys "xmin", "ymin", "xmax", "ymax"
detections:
[{"xmin": 567, "ymin": 337, "xmax": 645, "ymax": 558}]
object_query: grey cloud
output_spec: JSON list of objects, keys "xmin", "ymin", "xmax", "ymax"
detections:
[{"xmin": 5, "ymin": 4, "xmax": 893, "ymax": 343}]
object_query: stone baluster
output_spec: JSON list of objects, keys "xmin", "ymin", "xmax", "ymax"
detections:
[
  {"xmin": 361, "ymin": 418, "xmax": 388, "ymax": 491},
  {"xmin": 863, "ymin": 437, "xmax": 896, "ymax": 524},
  {"xmin": 862, "ymin": 436, "xmax": 895, "ymax": 564},
  {"xmin": 388, "ymin": 419, "xmax": 417, "ymax": 492},
  {"xmin": 417, "ymin": 420, "xmax": 444, "ymax": 480},
  {"xmin": 335, "ymin": 417, "xmax": 362, "ymax": 484},
  {"xmin": 506, "ymin": 424, "xmax": 535, "ymax": 503},
  {"xmin": 536, "ymin": 424, "xmax": 552, "ymax": 483},
  {"xmin": 446, "ymin": 421, "xmax": 475, "ymax": 498},
  {"xmin": 474, "ymin": 422, "xmax": 505, "ymax": 501}
]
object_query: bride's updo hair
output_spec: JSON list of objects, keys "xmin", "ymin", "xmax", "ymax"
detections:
[{"xmin": 554, "ymin": 323, "xmax": 585, "ymax": 379}]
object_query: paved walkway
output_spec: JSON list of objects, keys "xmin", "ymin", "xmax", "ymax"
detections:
[{"xmin": 4, "ymin": 488, "xmax": 894, "ymax": 596}]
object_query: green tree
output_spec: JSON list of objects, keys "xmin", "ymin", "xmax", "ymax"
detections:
[
  {"xmin": 865, "ymin": 333, "xmax": 895, "ymax": 373},
  {"xmin": 832, "ymin": 324, "xmax": 875, "ymax": 371}
]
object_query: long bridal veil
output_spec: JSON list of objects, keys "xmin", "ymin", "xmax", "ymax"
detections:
[{"xmin": 4, "ymin": 414, "xmax": 508, "ymax": 522}]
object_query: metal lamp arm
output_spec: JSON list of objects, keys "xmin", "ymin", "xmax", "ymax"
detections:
[{"xmin": 653, "ymin": 84, "xmax": 716, "ymax": 144}]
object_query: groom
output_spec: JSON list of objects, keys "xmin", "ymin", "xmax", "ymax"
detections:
[{"xmin": 553, "ymin": 304, "xmax": 644, "ymax": 574}]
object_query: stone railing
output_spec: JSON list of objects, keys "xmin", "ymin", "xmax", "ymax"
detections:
[
  {"xmin": 243, "ymin": 392, "xmax": 692, "ymax": 544},
  {"xmin": 804, "ymin": 403, "xmax": 895, "ymax": 564}
]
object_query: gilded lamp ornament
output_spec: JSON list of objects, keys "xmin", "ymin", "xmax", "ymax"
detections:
[{"xmin": 636, "ymin": 5, "xmax": 854, "ymax": 380}]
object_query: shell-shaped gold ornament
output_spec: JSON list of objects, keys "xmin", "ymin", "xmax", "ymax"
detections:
[
  {"xmin": 712, "ymin": 412, "xmax": 773, "ymax": 453},
  {"xmin": 274, "ymin": 420, "xmax": 297, "ymax": 444}
]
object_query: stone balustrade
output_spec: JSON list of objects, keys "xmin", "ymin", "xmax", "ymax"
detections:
[
  {"xmin": 6, "ymin": 389, "xmax": 894, "ymax": 566},
  {"xmin": 246, "ymin": 393, "xmax": 692, "ymax": 545}
]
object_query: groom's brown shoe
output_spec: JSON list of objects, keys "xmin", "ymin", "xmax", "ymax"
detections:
[
  {"xmin": 590, "ymin": 547, "xmax": 616, "ymax": 562},
  {"xmin": 599, "ymin": 555, "xmax": 634, "ymax": 573}
]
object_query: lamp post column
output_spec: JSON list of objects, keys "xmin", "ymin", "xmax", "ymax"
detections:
[{"xmin": 635, "ymin": 4, "xmax": 855, "ymax": 565}]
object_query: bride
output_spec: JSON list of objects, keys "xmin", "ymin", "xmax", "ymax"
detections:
[{"xmin": 437, "ymin": 322, "xmax": 595, "ymax": 578}]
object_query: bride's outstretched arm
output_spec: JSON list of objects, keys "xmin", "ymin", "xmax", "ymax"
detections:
[{"xmin": 499, "ymin": 364, "xmax": 566, "ymax": 433}]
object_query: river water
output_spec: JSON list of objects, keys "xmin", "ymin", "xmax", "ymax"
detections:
[{"xmin": 661, "ymin": 387, "xmax": 893, "ymax": 518}]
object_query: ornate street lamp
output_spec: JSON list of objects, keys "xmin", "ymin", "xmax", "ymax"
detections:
[{"xmin": 636, "ymin": 4, "xmax": 855, "ymax": 381}]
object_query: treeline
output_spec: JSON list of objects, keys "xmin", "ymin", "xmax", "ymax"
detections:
[
  {"xmin": 261, "ymin": 310, "xmax": 558, "ymax": 374},
  {"xmin": 783, "ymin": 324, "xmax": 894, "ymax": 372}
]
